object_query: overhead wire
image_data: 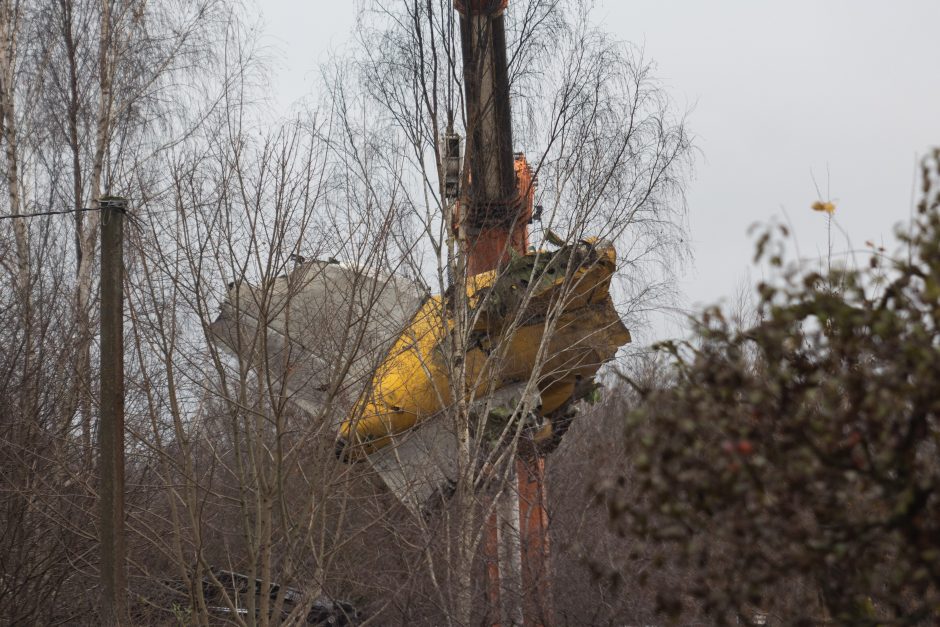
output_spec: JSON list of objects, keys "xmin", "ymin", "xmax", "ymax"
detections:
[
  {"xmin": 0, "ymin": 206, "xmax": 101, "ymax": 220},
  {"xmin": 0, "ymin": 204, "xmax": 188, "ymax": 231}
]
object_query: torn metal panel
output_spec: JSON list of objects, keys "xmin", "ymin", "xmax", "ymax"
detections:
[
  {"xmin": 210, "ymin": 260, "xmax": 425, "ymax": 417},
  {"xmin": 366, "ymin": 382, "xmax": 540, "ymax": 515},
  {"xmin": 365, "ymin": 415, "xmax": 460, "ymax": 514}
]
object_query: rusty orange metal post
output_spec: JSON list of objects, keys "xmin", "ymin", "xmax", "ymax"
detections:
[
  {"xmin": 518, "ymin": 457, "xmax": 552, "ymax": 626},
  {"xmin": 453, "ymin": 0, "xmax": 531, "ymax": 275},
  {"xmin": 458, "ymin": 155, "xmax": 534, "ymax": 274}
]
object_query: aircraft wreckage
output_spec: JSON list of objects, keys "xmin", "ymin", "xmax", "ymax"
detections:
[
  {"xmin": 210, "ymin": 239, "xmax": 630, "ymax": 511},
  {"xmin": 210, "ymin": 0, "xmax": 631, "ymax": 623}
]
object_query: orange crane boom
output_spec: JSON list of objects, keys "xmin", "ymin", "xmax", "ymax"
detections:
[
  {"xmin": 453, "ymin": 0, "xmax": 533, "ymax": 276},
  {"xmin": 453, "ymin": 1, "xmax": 549, "ymax": 624}
]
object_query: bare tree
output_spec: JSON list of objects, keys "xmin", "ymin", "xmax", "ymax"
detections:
[
  {"xmin": 302, "ymin": 1, "xmax": 694, "ymax": 623},
  {"xmin": 0, "ymin": 1, "xmax": 689, "ymax": 624},
  {"xmin": 0, "ymin": 0, "xmax": 241, "ymax": 622}
]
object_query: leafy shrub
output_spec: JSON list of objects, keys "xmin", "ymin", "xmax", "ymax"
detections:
[{"xmin": 602, "ymin": 152, "xmax": 940, "ymax": 625}]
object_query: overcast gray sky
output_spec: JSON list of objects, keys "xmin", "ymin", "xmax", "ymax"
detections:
[{"xmin": 259, "ymin": 0, "xmax": 940, "ymax": 339}]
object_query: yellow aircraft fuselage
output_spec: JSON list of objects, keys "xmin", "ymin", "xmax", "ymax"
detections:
[{"xmin": 338, "ymin": 241, "xmax": 630, "ymax": 459}]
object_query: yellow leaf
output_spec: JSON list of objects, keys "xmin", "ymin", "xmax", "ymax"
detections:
[{"xmin": 811, "ymin": 200, "xmax": 836, "ymax": 214}]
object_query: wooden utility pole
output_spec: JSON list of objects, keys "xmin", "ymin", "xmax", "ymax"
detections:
[{"xmin": 99, "ymin": 196, "xmax": 127, "ymax": 625}]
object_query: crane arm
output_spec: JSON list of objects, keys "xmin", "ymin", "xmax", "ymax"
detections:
[
  {"xmin": 454, "ymin": 0, "xmax": 533, "ymax": 275},
  {"xmin": 456, "ymin": 0, "xmax": 516, "ymax": 213}
]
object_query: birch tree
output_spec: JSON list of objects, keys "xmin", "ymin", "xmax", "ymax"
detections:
[
  {"xmin": 0, "ymin": 0, "xmax": 235, "ymax": 622},
  {"xmin": 0, "ymin": 1, "xmax": 691, "ymax": 623},
  {"xmin": 328, "ymin": 0, "xmax": 692, "ymax": 622}
]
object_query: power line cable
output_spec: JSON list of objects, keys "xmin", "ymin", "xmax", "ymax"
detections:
[{"xmin": 0, "ymin": 206, "xmax": 100, "ymax": 220}]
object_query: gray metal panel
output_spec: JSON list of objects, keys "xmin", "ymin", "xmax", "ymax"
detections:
[
  {"xmin": 210, "ymin": 261, "xmax": 424, "ymax": 419},
  {"xmin": 366, "ymin": 417, "xmax": 460, "ymax": 515},
  {"xmin": 366, "ymin": 382, "xmax": 540, "ymax": 515}
]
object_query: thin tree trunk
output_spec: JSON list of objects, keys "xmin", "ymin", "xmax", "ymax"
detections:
[
  {"xmin": 0, "ymin": 0, "xmax": 35, "ymax": 421},
  {"xmin": 451, "ymin": 214, "xmax": 476, "ymax": 626},
  {"xmin": 497, "ymin": 483, "xmax": 524, "ymax": 626},
  {"xmin": 60, "ymin": 0, "xmax": 94, "ymax": 463},
  {"xmin": 74, "ymin": 0, "xmax": 114, "ymax": 459}
]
